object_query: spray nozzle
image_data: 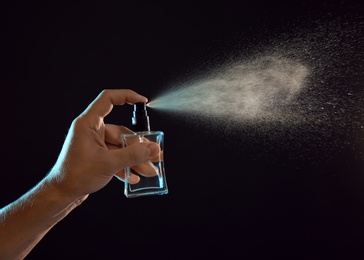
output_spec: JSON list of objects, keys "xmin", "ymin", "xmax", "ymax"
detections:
[
  {"xmin": 134, "ymin": 102, "xmax": 147, "ymax": 112},
  {"xmin": 132, "ymin": 102, "xmax": 150, "ymax": 132}
]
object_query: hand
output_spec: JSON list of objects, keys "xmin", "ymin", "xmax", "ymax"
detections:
[{"xmin": 47, "ymin": 89, "xmax": 160, "ymax": 199}]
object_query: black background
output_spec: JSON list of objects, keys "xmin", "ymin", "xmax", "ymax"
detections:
[{"xmin": 1, "ymin": 1, "xmax": 364, "ymax": 259}]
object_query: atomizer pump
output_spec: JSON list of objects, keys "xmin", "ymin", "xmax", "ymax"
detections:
[{"xmin": 132, "ymin": 102, "xmax": 150, "ymax": 132}]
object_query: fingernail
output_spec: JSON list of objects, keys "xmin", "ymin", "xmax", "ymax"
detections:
[
  {"xmin": 147, "ymin": 143, "xmax": 160, "ymax": 157},
  {"xmin": 129, "ymin": 174, "xmax": 140, "ymax": 184},
  {"xmin": 139, "ymin": 95, "xmax": 148, "ymax": 102}
]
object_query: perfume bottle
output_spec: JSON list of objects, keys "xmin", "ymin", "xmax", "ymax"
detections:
[{"xmin": 121, "ymin": 102, "xmax": 168, "ymax": 198}]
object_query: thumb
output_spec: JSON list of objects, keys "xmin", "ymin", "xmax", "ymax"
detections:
[{"xmin": 109, "ymin": 142, "xmax": 160, "ymax": 171}]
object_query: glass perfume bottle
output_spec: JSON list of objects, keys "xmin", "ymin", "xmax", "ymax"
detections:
[{"xmin": 121, "ymin": 103, "xmax": 168, "ymax": 198}]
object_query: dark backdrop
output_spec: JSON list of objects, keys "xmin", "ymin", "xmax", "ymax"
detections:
[{"xmin": 1, "ymin": 1, "xmax": 363, "ymax": 259}]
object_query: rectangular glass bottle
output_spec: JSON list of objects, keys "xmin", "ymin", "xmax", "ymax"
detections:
[
  {"xmin": 121, "ymin": 131, "xmax": 168, "ymax": 198},
  {"xmin": 120, "ymin": 102, "xmax": 168, "ymax": 198}
]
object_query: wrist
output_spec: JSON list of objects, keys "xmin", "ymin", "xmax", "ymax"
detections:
[
  {"xmin": 0, "ymin": 175, "xmax": 87, "ymax": 259},
  {"xmin": 32, "ymin": 178, "xmax": 87, "ymax": 222},
  {"xmin": 45, "ymin": 167, "xmax": 88, "ymax": 204},
  {"xmin": 44, "ymin": 175, "xmax": 88, "ymax": 208}
]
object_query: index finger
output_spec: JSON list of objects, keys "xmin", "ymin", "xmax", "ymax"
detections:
[{"xmin": 83, "ymin": 89, "xmax": 148, "ymax": 118}]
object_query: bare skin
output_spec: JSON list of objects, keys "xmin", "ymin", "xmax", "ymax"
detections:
[{"xmin": 0, "ymin": 89, "xmax": 160, "ymax": 260}]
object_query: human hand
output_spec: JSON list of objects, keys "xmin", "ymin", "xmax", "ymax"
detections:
[{"xmin": 47, "ymin": 89, "xmax": 160, "ymax": 199}]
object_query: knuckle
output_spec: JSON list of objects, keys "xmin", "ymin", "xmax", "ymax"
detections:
[
  {"xmin": 128, "ymin": 144, "xmax": 148, "ymax": 166},
  {"xmin": 100, "ymin": 89, "xmax": 111, "ymax": 97},
  {"xmin": 123, "ymin": 89, "xmax": 135, "ymax": 97},
  {"xmin": 71, "ymin": 116, "xmax": 87, "ymax": 129}
]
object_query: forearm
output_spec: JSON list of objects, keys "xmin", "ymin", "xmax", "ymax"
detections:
[{"xmin": 0, "ymin": 177, "xmax": 87, "ymax": 260}]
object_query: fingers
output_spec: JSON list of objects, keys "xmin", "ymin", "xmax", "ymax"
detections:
[
  {"xmin": 108, "ymin": 142, "xmax": 160, "ymax": 171},
  {"xmin": 114, "ymin": 161, "xmax": 158, "ymax": 184},
  {"xmin": 114, "ymin": 170, "xmax": 141, "ymax": 184},
  {"xmin": 150, "ymin": 151, "xmax": 164, "ymax": 163},
  {"xmin": 105, "ymin": 124, "xmax": 133, "ymax": 146},
  {"xmin": 132, "ymin": 161, "xmax": 159, "ymax": 177},
  {"xmin": 109, "ymin": 130, "xmax": 161, "ymax": 183},
  {"xmin": 83, "ymin": 89, "xmax": 148, "ymax": 119}
]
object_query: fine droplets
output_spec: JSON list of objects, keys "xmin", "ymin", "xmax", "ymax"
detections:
[
  {"xmin": 148, "ymin": 55, "xmax": 310, "ymax": 123},
  {"xmin": 148, "ymin": 16, "xmax": 364, "ymax": 163}
]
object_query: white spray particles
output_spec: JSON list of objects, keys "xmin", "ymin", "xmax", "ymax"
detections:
[
  {"xmin": 148, "ymin": 16, "xmax": 364, "ymax": 163},
  {"xmin": 148, "ymin": 55, "xmax": 310, "ymax": 122}
]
